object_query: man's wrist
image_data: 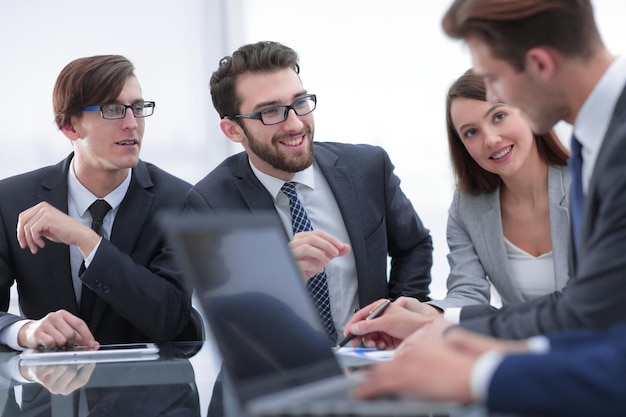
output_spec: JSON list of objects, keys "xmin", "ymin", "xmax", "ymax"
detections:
[
  {"xmin": 5, "ymin": 320, "xmax": 31, "ymax": 351},
  {"xmin": 470, "ymin": 350, "xmax": 504, "ymax": 403}
]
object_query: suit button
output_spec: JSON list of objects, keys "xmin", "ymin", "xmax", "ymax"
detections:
[
  {"xmin": 94, "ymin": 279, "xmax": 102, "ymax": 288},
  {"xmin": 103, "ymin": 286, "xmax": 111, "ymax": 294}
]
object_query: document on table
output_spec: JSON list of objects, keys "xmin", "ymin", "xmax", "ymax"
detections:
[{"xmin": 334, "ymin": 347, "xmax": 395, "ymax": 368}]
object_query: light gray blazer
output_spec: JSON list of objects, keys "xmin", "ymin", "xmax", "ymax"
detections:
[{"xmin": 429, "ymin": 165, "xmax": 570, "ymax": 309}]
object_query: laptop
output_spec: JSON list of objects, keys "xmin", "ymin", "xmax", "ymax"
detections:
[{"xmin": 161, "ymin": 212, "xmax": 470, "ymax": 417}]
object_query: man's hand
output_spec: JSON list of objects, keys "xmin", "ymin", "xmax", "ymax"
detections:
[
  {"xmin": 343, "ymin": 298, "xmax": 443, "ymax": 350},
  {"xmin": 352, "ymin": 320, "xmax": 474, "ymax": 403},
  {"xmin": 17, "ymin": 202, "xmax": 100, "ymax": 258},
  {"xmin": 18, "ymin": 310, "xmax": 99, "ymax": 350},
  {"xmin": 444, "ymin": 325, "xmax": 531, "ymax": 358},
  {"xmin": 392, "ymin": 296, "xmax": 443, "ymax": 316},
  {"xmin": 288, "ymin": 230, "xmax": 350, "ymax": 282},
  {"xmin": 352, "ymin": 321, "xmax": 531, "ymax": 403}
]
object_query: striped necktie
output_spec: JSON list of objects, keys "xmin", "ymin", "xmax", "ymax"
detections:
[{"xmin": 281, "ymin": 181, "xmax": 337, "ymax": 344}]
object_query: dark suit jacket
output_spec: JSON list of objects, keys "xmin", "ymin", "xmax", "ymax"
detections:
[
  {"xmin": 459, "ymin": 86, "xmax": 626, "ymax": 338},
  {"xmin": 186, "ymin": 142, "xmax": 433, "ymax": 305},
  {"xmin": 0, "ymin": 154, "xmax": 200, "ymax": 344},
  {"xmin": 488, "ymin": 322, "xmax": 626, "ymax": 416}
]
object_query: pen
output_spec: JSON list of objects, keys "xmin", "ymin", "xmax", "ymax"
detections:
[{"xmin": 336, "ymin": 299, "xmax": 391, "ymax": 348}]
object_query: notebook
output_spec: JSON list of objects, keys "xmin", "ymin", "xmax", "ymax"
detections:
[{"xmin": 161, "ymin": 211, "xmax": 468, "ymax": 417}]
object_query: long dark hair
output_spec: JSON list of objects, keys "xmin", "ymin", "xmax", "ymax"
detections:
[{"xmin": 446, "ymin": 71, "xmax": 569, "ymax": 193}]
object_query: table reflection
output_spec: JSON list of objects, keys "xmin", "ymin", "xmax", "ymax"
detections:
[{"xmin": 0, "ymin": 342, "xmax": 215, "ymax": 417}]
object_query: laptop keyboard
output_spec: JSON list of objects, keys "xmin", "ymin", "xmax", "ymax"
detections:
[{"xmin": 252, "ymin": 375, "xmax": 464, "ymax": 417}]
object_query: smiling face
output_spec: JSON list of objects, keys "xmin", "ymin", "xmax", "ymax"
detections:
[
  {"xmin": 450, "ymin": 97, "xmax": 539, "ymax": 179},
  {"xmin": 219, "ymin": 68, "xmax": 315, "ymax": 181},
  {"xmin": 64, "ymin": 76, "xmax": 144, "ymax": 185}
]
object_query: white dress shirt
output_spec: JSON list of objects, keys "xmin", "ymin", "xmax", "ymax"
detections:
[
  {"xmin": 574, "ymin": 55, "xmax": 626, "ymax": 193},
  {"xmin": 249, "ymin": 160, "xmax": 359, "ymax": 335},
  {"xmin": 66, "ymin": 161, "xmax": 130, "ymax": 301}
]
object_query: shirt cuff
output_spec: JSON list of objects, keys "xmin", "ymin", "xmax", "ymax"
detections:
[
  {"xmin": 443, "ymin": 307, "xmax": 461, "ymax": 324},
  {"xmin": 0, "ymin": 320, "xmax": 31, "ymax": 351},
  {"xmin": 470, "ymin": 350, "xmax": 504, "ymax": 403},
  {"xmin": 527, "ymin": 335, "xmax": 550, "ymax": 353},
  {"xmin": 83, "ymin": 237, "xmax": 102, "ymax": 268}
]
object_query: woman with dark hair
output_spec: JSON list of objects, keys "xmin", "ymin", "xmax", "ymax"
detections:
[{"xmin": 428, "ymin": 71, "xmax": 571, "ymax": 309}]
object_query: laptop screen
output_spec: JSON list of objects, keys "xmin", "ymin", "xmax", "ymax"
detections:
[{"xmin": 163, "ymin": 212, "xmax": 343, "ymax": 403}]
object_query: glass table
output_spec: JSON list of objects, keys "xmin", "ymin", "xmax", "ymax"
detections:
[
  {"xmin": 0, "ymin": 342, "xmax": 495, "ymax": 417},
  {"xmin": 0, "ymin": 341, "xmax": 221, "ymax": 417}
]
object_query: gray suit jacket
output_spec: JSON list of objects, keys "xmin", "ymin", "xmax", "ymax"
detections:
[
  {"xmin": 185, "ymin": 142, "xmax": 433, "ymax": 305},
  {"xmin": 430, "ymin": 165, "xmax": 570, "ymax": 309},
  {"xmin": 460, "ymin": 86, "xmax": 626, "ymax": 338}
]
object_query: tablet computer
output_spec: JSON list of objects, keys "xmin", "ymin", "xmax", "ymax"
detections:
[{"xmin": 19, "ymin": 343, "xmax": 160, "ymax": 365}]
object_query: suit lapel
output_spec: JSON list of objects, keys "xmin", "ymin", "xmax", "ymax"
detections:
[
  {"xmin": 108, "ymin": 161, "xmax": 154, "ymax": 253},
  {"xmin": 572, "ymin": 86, "xmax": 626, "ymax": 274},
  {"xmin": 313, "ymin": 146, "xmax": 367, "ymax": 283},
  {"xmin": 479, "ymin": 188, "xmax": 524, "ymax": 303},
  {"xmin": 582, "ymin": 86, "xmax": 626, "ymax": 245},
  {"xmin": 547, "ymin": 165, "xmax": 571, "ymax": 290},
  {"xmin": 89, "ymin": 161, "xmax": 154, "ymax": 328},
  {"xmin": 234, "ymin": 154, "xmax": 283, "ymax": 212},
  {"xmin": 40, "ymin": 155, "xmax": 81, "ymax": 315}
]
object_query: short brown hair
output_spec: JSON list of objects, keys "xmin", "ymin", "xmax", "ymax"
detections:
[
  {"xmin": 53, "ymin": 55, "xmax": 135, "ymax": 129},
  {"xmin": 442, "ymin": 0, "xmax": 601, "ymax": 71},
  {"xmin": 210, "ymin": 41, "xmax": 300, "ymax": 119},
  {"xmin": 446, "ymin": 71, "xmax": 569, "ymax": 194}
]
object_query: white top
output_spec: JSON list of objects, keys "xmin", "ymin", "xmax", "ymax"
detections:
[
  {"xmin": 443, "ymin": 242, "xmax": 556, "ymax": 321},
  {"xmin": 503, "ymin": 238, "xmax": 556, "ymax": 301}
]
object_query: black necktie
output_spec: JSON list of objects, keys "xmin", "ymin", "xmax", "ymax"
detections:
[
  {"xmin": 88, "ymin": 199, "xmax": 112, "ymax": 236},
  {"xmin": 80, "ymin": 199, "xmax": 112, "ymax": 319},
  {"xmin": 568, "ymin": 135, "xmax": 584, "ymax": 254},
  {"xmin": 281, "ymin": 182, "xmax": 337, "ymax": 345}
]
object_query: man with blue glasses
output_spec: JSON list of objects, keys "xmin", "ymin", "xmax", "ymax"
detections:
[{"xmin": 0, "ymin": 55, "xmax": 201, "ymax": 351}]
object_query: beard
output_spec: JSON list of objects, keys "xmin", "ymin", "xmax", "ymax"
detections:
[{"xmin": 242, "ymin": 125, "xmax": 315, "ymax": 173}]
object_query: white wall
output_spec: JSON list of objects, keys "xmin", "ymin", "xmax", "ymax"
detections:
[
  {"xmin": 223, "ymin": 0, "xmax": 626, "ymax": 298},
  {"xmin": 2, "ymin": 1, "xmax": 625, "ymax": 299},
  {"xmin": 0, "ymin": 0, "xmax": 231, "ymax": 184}
]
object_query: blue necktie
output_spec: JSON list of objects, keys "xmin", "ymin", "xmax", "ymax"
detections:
[
  {"xmin": 281, "ymin": 182, "xmax": 337, "ymax": 344},
  {"xmin": 568, "ymin": 135, "xmax": 584, "ymax": 253}
]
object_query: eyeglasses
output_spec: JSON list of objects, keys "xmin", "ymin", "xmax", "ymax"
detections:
[
  {"xmin": 224, "ymin": 94, "xmax": 316, "ymax": 126},
  {"xmin": 81, "ymin": 101, "xmax": 156, "ymax": 120}
]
